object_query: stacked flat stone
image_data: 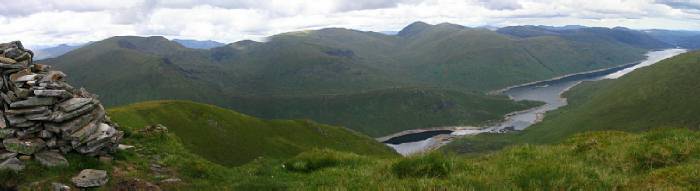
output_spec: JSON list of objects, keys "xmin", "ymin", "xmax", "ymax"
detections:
[{"xmin": 0, "ymin": 41, "xmax": 122, "ymax": 170}]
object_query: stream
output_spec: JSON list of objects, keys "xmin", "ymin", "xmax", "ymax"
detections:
[{"xmin": 384, "ymin": 49, "xmax": 687, "ymax": 156}]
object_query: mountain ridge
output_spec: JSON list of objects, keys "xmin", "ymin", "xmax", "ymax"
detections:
[{"xmin": 42, "ymin": 21, "xmax": 664, "ymax": 136}]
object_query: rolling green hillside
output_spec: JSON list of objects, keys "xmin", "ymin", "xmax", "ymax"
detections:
[
  {"xmin": 445, "ymin": 51, "xmax": 700, "ymax": 153},
  {"xmin": 45, "ymin": 22, "xmax": 654, "ymax": 98},
  {"xmin": 227, "ymin": 87, "xmax": 541, "ymax": 137},
  {"xmin": 6, "ymin": 122, "xmax": 700, "ymax": 190},
  {"xmin": 42, "ymin": 22, "xmax": 659, "ymax": 137},
  {"xmin": 107, "ymin": 100, "xmax": 397, "ymax": 166}
]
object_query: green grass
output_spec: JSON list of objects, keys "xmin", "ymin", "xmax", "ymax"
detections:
[
  {"xmin": 444, "ymin": 51, "xmax": 700, "ymax": 153},
  {"xmin": 391, "ymin": 152, "xmax": 455, "ymax": 178},
  {"xmin": 228, "ymin": 87, "xmax": 541, "ymax": 137},
  {"xmin": 107, "ymin": 100, "xmax": 397, "ymax": 166},
  {"xmin": 5, "ymin": 104, "xmax": 700, "ymax": 190}
]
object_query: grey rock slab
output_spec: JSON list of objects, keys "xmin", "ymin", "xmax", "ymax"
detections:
[
  {"xmin": 0, "ymin": 92, "xmax": 12, "ymax": 104},
  {"xmin": 71, "ymin": 169, "xmax": 108, "ymax": 188},
  {"xmin": 3, "ymin": 138, "xmax": 46, "ymax": 155},
  {"xmin": 84, "ymin": 123, "xmax": 117, "ymax": 145},
  {"xmin": 44, "ymin": 107, "xmax": 100, "ymax": 134},
  {"xmin": 52, "ymin": 182, "xmax": 71, "ymax": 191},
  {"xmin": 26, "ymin": 110, "xmax": 52, "ymax": 121},
  {"xmin": 0, "ymin": 157, "xmax": 24, "ymax": 171},
  {"xmin": 35, "ymin": 151, "xmax": 69, "ymax": 167},
  {"xmin": 52, "ymin": 103, "xmax": 96, "ymax": 123},
  {"xmin": 0, "ymin": 151, "xmax": 17, "ymax": 160},
  {"xmin": 57, "ymin": 98, "xmax": 92, "ymax": 112},
  {"xmin": 6, "ymin": 114, "xmax": 27, "ymax": 125},
  {"xmin": 5, "ymin": 106, "xmax": 48, "ymax": 115},
  {"xmin": 10, "ymin": 97, "xmax": 56, "ymax": 108},
  {"xmin": 14, "ymin": 120, "xmax": 36, "ymax": 128},
  {"xmin": 70, "ymin": 122, "xmax": 99, "ymax": 144},
  {"xmin": 34, "ymin": 90, "xmax": 72, "ymax": 98}
]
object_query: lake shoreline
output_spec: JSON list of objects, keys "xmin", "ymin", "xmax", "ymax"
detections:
[
  {"xmin": 383, "ymin": 49, "xmax": 686, "ymax": 156},
  {"xmin": 489, "ymin": 62, "xmax": 640, "ymax": 95}
]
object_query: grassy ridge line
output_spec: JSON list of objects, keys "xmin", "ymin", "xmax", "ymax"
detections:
[
  {"xmin": 107, "ymin": 100, "xmax": 398, "ymax": 166},
  {"xmin": 444, "ymin": 51, "xmax": 700, "ymax": 153}
]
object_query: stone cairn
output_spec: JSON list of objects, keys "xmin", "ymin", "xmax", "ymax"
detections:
[{"xmin": 0, "ymin": 41, "xmax": 123, "ymax": 170}]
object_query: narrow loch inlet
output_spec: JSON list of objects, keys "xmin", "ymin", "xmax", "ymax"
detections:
[
  {"xmin": 386, "ymin": 49, "xmax": 687, "ymax": 156},
  {"xmin": 383, "ymin": 130, "xmax": 454, "ymax": 144}
]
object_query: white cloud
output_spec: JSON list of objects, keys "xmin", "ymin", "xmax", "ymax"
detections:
[
  {"xmin": 478, "ymin": 0, "xmax": 523, "ymax": 10},
  {"xmin": 1, "ymin": 0, "xmax": 700, "ymax": 48}
]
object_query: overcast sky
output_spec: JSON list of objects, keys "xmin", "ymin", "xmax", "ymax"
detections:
[{"xmin": 2, "ymin": 0, "xmax": 700, "ymax": 48}]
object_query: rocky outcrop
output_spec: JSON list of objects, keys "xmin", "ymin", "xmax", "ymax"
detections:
[
  {"xmin": 71, "ymin": 169, "xmax": 109, "ymax": 187},
  {"xmin": 0, "ymin": 41, "xmax": 122, "ymax": 169}
]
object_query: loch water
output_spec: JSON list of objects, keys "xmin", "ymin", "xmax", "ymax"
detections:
[{"xmin": 386, "ymin": 49, "xmax": 687, "ymax": 155}]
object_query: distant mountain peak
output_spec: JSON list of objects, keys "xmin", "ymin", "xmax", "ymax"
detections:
[
  {"xmin": 435, "ymin": 22, "xmax": 466, "ymax": 29},
  {"xmin": 398, "ymin": 21, "xmax": 432, "ymax": 37},
  {"xmin": 173, "ymin": 39, "xmax": 226, "ymax": 49}
]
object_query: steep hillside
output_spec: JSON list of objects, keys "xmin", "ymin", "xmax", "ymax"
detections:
[
  {"xmin": 227, "ymin": 87, "xmax": 541, "ymax": 137},
  {"xmin": 498, "ymin": 26, "xmax": 673, "ymax": 50},
  {"xmin": 42, "ymin": 22, "xmax": 660, "ymax": 137},
  {"xmin": 108, "ymin": 100, "xmax": 397, "ymax": 166},
  {"xmin": 644, "ymin": 29, "xmax": 700, "ymax": 49},
  {"xmin": 43, "ymin": 36, "xmax": 228, "ymax": 107},
  {"xmin": 445, "ymin": 51, "xmax": 700, "ymax": 153},
  {"xmin": 42, "ymin": 35, "xmax": 537, "ymax": 137},
  {"xmin": 46, "ymin": 22, "xmax": 655, "ymax": 98}
]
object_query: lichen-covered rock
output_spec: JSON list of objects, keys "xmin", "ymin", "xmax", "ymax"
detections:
[
  {"xmin": 0, "ymin": 151, "xmax": 18, "ymax": 160},
  {"xmin": 0, "ymin": 129, "xmax": 15, "ymax": 139},
  {"xmin": 0, "ymin": 41, "xmax": 122, "ymax": 170},
  {"xmin": 3, "ymin": 138, "xmax": 45, "ymax": 155},
  {"xmin": 0, "ymin": 157, "xmax": 24, "ymax": 171},
  {"xmin": 71, "ymin": 169, "xmax": 108, "ymax": 188},
  {"xmin": 57, "ymin": 98, "xmax": 93, "ymax": 112},
  {"xmin": 10, "ymin": 97, "xmax": 57, "ymax": 108},
  {"xmin": 52, "ymin": 182, "xmax": 71, "ymax": 191},
  {"xmin": 35, "ymin": 150, "xmax": 69, "ymax": 167}
]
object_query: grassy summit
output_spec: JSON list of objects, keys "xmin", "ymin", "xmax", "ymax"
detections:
[
  {"xmin": 107, "ymin": 100, "xmax": 397, "ymax": 166},
  {"xmin": 445, "ymin": 51, "xmax": 700, "ymax": 153}
]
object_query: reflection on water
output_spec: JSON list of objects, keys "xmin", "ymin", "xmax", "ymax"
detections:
[{"xmin": 388, "ymin": 49, "xmax": 686, "ymax": 155}]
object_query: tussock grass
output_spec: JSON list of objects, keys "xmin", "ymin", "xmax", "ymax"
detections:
[
  {"xmin": 284, "ymin": 149, "xmax": 366, "ymax": 173},
  {"xmin": 391, "ymin": 152, "xmax": 455, "ymax": 178}
]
